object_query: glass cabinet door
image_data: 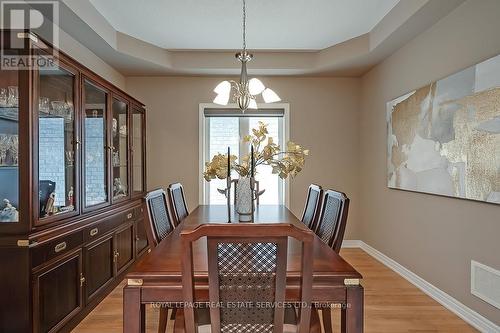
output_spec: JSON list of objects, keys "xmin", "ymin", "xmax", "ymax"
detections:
[
  {"xmin": 83, "ymin": 80, "xmax": 109, "ymax": 209},
  {"xmin": 111, "ymin": 98, "xmax": 129, "ymax": 201},
  {"xmin": 0, "ymin": 51, "xmax": 21, "ymax": 223},
  {"xmin": 131, "ymin": 108, "xmax": 145, "ymax": 195},
  {"xmin": 37, "ymin": 63, "xmax": 77, "ymax": 220}
]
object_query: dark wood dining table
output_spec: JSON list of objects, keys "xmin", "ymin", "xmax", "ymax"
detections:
[{"xmin": 123, "ymin": 205, "xmax": 363, "ymax": 332}]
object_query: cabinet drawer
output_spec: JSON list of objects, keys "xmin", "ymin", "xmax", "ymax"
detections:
[
  {"xmin": 84, "ymin": 218, "xmax": 120, "ymax": 242},
  {"xmin": 32, "ymin": 231, "xmax": 84, "ymax": 269},
  {"xmin": 84, "ymin": 208, "xmax": 136, "ymax": 241},
  {"xmin": 111, "ymin": 208, "xmax": 136, "ymax": 225}
]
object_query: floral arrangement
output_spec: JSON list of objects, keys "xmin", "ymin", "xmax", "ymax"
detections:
[{"xmin": 203, "ymin": 121, "xmax": 309, "ymax": 181}]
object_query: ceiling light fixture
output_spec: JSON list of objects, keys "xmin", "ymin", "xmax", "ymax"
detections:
[{"xmin": 212, "ymin": 0, "xmax": 281, "ymax": 111}]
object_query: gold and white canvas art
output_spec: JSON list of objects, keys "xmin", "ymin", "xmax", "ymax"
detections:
[{"xmin": 387, "ymin": 54, "xmax": 500, "ymax": 204}]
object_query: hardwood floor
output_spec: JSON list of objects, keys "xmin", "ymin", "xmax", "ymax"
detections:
[{"xmin": 72, "ymin": 248, "xmax": 477, "ymax": 333}]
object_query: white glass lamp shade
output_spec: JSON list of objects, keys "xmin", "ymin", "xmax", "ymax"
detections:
[
  {"xmin": 248, "ymin": 78, "xmax": 266, "ymax": 95},
  {"xmin": 213, "ymin": 93, "xmax": 230, "ymax": 105},
  {"xmin": 214, "ymin": 80, "xmax": 231, "ymax": 95},
  {"xmin": 262, "ymin": 88, "xmax": 281, "ymax": 103},
  {"xmin": 248, "ymin": 98, "xmax": 258, "ymax": 109}
]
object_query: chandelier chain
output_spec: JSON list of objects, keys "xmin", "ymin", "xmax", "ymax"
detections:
[{"xmin": 242, "ymin": 0, "xmax": 246, "ymax": 52}]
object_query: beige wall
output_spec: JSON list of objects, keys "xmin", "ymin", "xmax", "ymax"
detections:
[
  {"xmin": 360, "ymin": 0, "xmax": 500, "ymax": 324},
  {"xmin": 58, "ymin": 28, "xmax": 125, "ymax": 89},
  {"xmin": 125, "ymin": 76, "xmax": 362, "ymax": 239}
]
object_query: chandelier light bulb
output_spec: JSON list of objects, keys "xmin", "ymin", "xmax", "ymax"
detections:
[
  {"xmin": 248, "ymin": 78, "xmax": 266, "ymax": 95},
  {"xmin": 214, "ymin": 80, "xmax": 231, "ymax": 95},
  {"xmin": 262, "ymin": 88, "xmax": 281, "ymax": 103},
  {"xmin": 213, "ymin": 93, "xmax": 230, "ymax": 105},
  {"xmin": 248, "ymin": 98, "xmax": 258, "ymax": 109}
]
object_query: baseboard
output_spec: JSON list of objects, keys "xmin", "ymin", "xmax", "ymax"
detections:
[
  {"xmin": 341, "ymin": 240, "xmax": 499, "ymax": 333},
  {"xmin": 340, "ymin": 240, "xmax": 362, "ymax": 248}
]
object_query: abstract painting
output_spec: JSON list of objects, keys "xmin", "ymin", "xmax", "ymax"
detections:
[{"xmin": 387, "ymin": 54, "xmax": 500, "ymax": 204}]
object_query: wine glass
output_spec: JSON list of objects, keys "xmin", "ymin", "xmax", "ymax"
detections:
[
  {"xmin": 7, "ymin": 86, "xmax": 18, "ymax": 107},
  {"xmin": 0, "ymin": 88, "xmax": 8, "ymax": 107}
]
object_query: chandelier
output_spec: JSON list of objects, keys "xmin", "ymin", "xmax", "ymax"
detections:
[{"xmin": 212, "ymin": 0, "xmax": 281, "ymax": 111}]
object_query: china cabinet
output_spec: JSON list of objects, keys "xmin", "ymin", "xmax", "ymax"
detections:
[{"xmin": 0, "ymin": 30, "xmax": 148, "ymax": 333}]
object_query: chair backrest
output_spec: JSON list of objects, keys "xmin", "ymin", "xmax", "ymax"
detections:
[
  {"xmin": 315, "ymin": 190, "xmax": 350, "ymax": 253},
  {"xmin": 300, "ymin": 184, "xmax": 323, "ymax": 230},
  {"xmin": 168, "ymin": 182, "xmax": 189, "ymax": 226},
  {"xmin": 143, "ymin": 189, "xmax": 175, "ymax": 247},
  {"xmin": 181, "ymin": 223, "xmax": 314, "ymax": 333}
]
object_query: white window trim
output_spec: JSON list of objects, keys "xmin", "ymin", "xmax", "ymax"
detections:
[{"xmin": 198, "ymin": 103, "xmax": 290, "ymax": 207}]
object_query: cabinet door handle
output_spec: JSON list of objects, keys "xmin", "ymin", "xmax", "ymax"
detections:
[
  {"xmin": 80, "ymin": 274, "xmax": 86, "ymax": 287},
  {"xmin": 127, "ymin": 213, "xmax": 133, "ymax": 219},
  {"xmin": 54, "ymin": 242, "xmax": 67, "ymax": 253},
  {"xmin": 90, "ymin": 228, "xmax": 99, "ymax": 237}
]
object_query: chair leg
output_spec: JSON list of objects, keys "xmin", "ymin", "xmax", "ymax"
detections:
[
  {"xmin": 310, "ymin": 308, "xmax": 322, "ymax": 333},
  {"xmin": 340, "ymin": 307, "xmax": 347, "ymax": 333},
  {"xmin": 158, "ymin": 308, "xmax": 168, "ymax": 333},
  {"xmin": 173, "ymin": 309, "xmax": 186, "ymax": 333},
  {"xmin": 170, "ymin": 308, "xmax": 177, "ymax": 320},
  {"xmin": 322, "ymin": 307, "xmax": 333, "ymax": 333}
]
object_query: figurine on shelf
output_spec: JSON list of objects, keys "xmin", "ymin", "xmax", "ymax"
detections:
[
  {"xmin": 119, "ymin": 125, "xmax": 127, "ymax": 137},
  {"xmin": 67, "ymin": 186, "xmax": 74, "ymax": 207},
  {"xmin": 113, "ymin": 178, "xmax": 127, "ymax": 197},
  {"xmin": 45, "ymin": 192, "xmax": 56, "ymax": 215},
  {"xmin": 0, "ymin": 199, "xmax": 19, "ymax": 222},
  {"xmin": 112, "ymin": 149, "xmax": 120, "ymax": 167}
]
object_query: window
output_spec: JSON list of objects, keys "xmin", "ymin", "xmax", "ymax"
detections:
[{"xmin": 200, "ymin": 106, "xmax": 288, "ymax": 205}]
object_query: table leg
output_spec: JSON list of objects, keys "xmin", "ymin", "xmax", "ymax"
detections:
[
  {"xmin": 342, "ymin": 285, "xmax": 364, "ymax": 333},
  {"xmin": 322, "ymin": 308, "xmax": 333, "ymax": 333},
  {"xmin": 123, "ymin": 286, "xmax": 145, "ymax": 333}
]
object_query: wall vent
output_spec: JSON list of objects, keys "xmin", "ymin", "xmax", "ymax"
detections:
[{"xmin": 471, "ymin": 260, "xmax": 500, "ymax": 309}]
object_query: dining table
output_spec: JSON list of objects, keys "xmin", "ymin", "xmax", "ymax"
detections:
[{"xmin": 123, "ymin": 205, "xmax": 363, "ymax": 332}]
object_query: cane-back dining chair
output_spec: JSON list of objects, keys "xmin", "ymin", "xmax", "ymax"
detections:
[
  {"xmin": 143, "ymin": 189, "xmax": 176, "ymax": 332},
  {"xmin": 313, "ymin": 189, "xmax": 350, "ymax": 333},
  {"xmin": 314, "ymin": 190, "xmax": 349, "ymax": 253},
  {"xmin": 300, "ymin": 184, "xmax": 323, "ymax": 230},
  {"xmin": 168, "ymin": 182, "xmax": 189, "ymax": 226},
  {"xmin": 177, "ymin": 223, "xmax": 317, "ymax": 333}
]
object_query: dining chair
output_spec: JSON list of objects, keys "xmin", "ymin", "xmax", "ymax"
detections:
[
  {"xmin": 313, "ymin": 189, "xmax": 350, "ymax": 333},
  {"xmin": 176, "ymin": 223, "xmax": 319, "ymax": 333},
  {"xmin": 168, "ymin": 182, "xmax": 189, "ymax": 226},
  {"xmin": 300, "ymin": 184, "xmax": 323, "ymax": 230},
  {"xmin": 314, "ymin": 189, "xmax": 349, "ymax": 252},
  {"xmin": 143, "ymin": 189, "xmax": 176, "ymax": 333}
]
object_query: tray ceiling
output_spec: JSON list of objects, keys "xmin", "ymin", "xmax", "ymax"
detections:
[{"xmin": 89, "ymin": 0, "xmax": 399, "ymax": 50}]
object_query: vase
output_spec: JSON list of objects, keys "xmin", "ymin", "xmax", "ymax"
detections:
[{"xmin": 235, "ymin": 176, "xmax": 254, "ymax": 222}]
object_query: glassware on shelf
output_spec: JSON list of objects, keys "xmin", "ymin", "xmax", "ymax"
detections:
[
  {"xmin": 0, "ymin": 134, "xmax": 18, "ymax": 166},
  {"xmin": 50, "ymin": 101, "xmax": 66, "ymax": 116},
  {"xmin": 112, "ymin": 118, "xmax": 118, "ymax": 137},
  {"xmin": 7, "ymin": 86, "xmax": 18, "ymax": 107},
  {"xmin": 64, "ymin": 102, "xmax": 73, "ymax": 122},
  {"xmin": 65, "ymin": 150, "xmax": 74, "ymax": 167},
  {"xmin": 0, "ymin": 88, "xmax": 8, "ymax": 107},
  {"xmin": 39, "ymin": 97, "xmax": 50, "ymax": 114}
]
